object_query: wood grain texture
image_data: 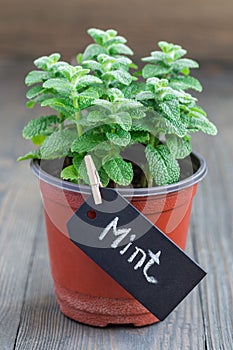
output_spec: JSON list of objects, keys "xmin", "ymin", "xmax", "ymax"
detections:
[
  {"xmin": 0, "ymin": 60, "xmax": 232, "ymax": 349},
  {"xmin": 0, "ymin": 0, "xmax": 233, "ymax": 62}
]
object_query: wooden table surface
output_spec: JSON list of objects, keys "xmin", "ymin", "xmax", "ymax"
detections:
[{"xmin": 0, "ymin": 60, "xmax": 232, "ymax": 350}]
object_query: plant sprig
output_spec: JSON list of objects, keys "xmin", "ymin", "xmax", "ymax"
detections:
[{"xmin": 19, "ymin": 28, "xmax": 217, "ymax": 187}]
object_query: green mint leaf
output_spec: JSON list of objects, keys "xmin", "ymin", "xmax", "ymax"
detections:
[
  {"xmin": 34, "ymin": 53, "xmax": 61, "ymax": 70},
  {"xmin": 145, "ymin": 144, "xmax": 180, "ymax": 185},
  {"xmin": 71, "ymin": 132, "xmax": 106, "ymax": 153},
  {"xmin": 142, "ymin": 64, "xmax": 171, "ymax": 79},
  {"xmin": 115, "ymin": 112, "xmax": 132, "ymax": 131},
  {"xmin": 103, "ymin": 70, "xmax": 133, "ymax": 86},
  {"xmin": 76, "ymin": 75, "xmax": 103, "ymax": 89},
  {"xmin": 77, "ymin": 94, "xmax": 97, "ymax": 110},
  {"xmin": 136, "ymin": 91, "xmax": 154, "ymax": 101},
  {"xmin": 117, "ymin": 99, "xmax": 143, "ymax": 110},
  {"xmin": 92, "ymin": 99, "xmax": 114, "ymax": 112},
  {"xmin": 159, "ymin": 100, "xmax": 186, "ymax": 137},
  {"xmin": 87, "ymin": 109, "xmax": 108, "ymax": 123},
  {"xmin": 166, "ymin": 135, "xmax": 192, "ymax": 159},
  {"xmin": 17, "ymin": 150, "xmax": 41, "ymax": 161},
  {"xmin": 106, "ymin": 129, "xmax": 131, "ymax": 146},
  {"xmin": 26, "ymin": 100, "xmax": 36, "ymax": 108},
  {"xmin": 103, "ymin": 157, "xmax": 133, "ymax": 186},
  {"xmin": 173, "ymin": 49, "xmax": 187, "ymax": 60},
  {"xmin": 108, "ymin": 43, "xmax": 133, "ymax": 56},
  {"xmin": 41, "ymin": 98, "xmax": 76, "ymax": 118},
  {"xmin": 173, "ymin": 58, "xmax": 199, "ymax": 71},
  {"xmin": 77, "ymin": 53, "xmax": 83, "ymax": 64},
  {"xmin": 104, "ymin": 35, "xmax": 127, "ymax": 45},
  {"xmin": 108, "ymin": 88, "xmax": 124, "ymax": 101},
  {"xmin": 61, "ymin": 165, "xmax": 78, "ymax": 182},
  {"xmin": 129, "ymin": 108, "xmax": 146, "ymax": 119},
  {"xmin": 25, "ymin": 71, "xmax": 51, "ymax": 86},
  {"xmin": 26, "ymin": 86, "xmax": 45, "ymax": 99},
  {"xmin": 93, "ymin": 141, "xmax": 116, "ymax": 157},
  {"xmin": 82, "ymin": 60, "xmax": 104, "ymax": 72},
  {"xmin": 183, "ymin": 113, "xmax": 218, "ymax": 135},
  {"xmin": 40, "ymin": 129, "xmax": 77, "ymax": 159},
  {"xmin": 130, "ymin": 131, "xmax": 150, "ymax": 144},
  {"xmin": 169, "ymin": 76, "xmax": 202, "ymax": 92},
  {"xmin": 87, "ymin": 28, "xmax": 107, "ymax": 45},
  {"xmin": 31, "ymin": 134, "xmax": 47, "ymax": 146},
  {"xmin": 190, "ymin": 105, "xmax": 207, "ymax": 117},
  {"xmin": 122, "ymin": 82, "xmax": 147, "ymax": 99},
  {"xmin": 78, "ymin": 159, "xmax": 90, "ymax": 184},
  {"xmin": 72, "ymin": 154, "xmax": 84, "ymax": 171},
  {"xmin": 22, "ymin": 115, "xmax": 59, "ymax": 139},
  {"xmin": 98, "ymin": 167, "xmax": 110, "ymax": 187},
  {"xmin": 82, "ymin": 44, "xmax": 107, "ymax": 60},
  {"xmin": 43, "ymin": 78, "xmax": 72, "ymax": 94}
]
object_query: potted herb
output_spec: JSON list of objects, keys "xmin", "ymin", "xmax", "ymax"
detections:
[{"xmin": 18, "ymin": 28, "xmax": 217, "ymax": 327}]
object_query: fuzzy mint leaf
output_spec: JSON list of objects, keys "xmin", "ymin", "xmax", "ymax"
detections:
[
  {"xmin": 142, "ymin": 64, "xmax": 171, "ymax": 79},
  {"xmin": 183, "ymin": 114, "xmax": 217, "ymax": 135},
  {"xmin": 159, "ymin": 99, "xmax": 187, "ymax": 137},
  {"xmin": 166, "ymin": 135, "xmax": 192, "ymax": 159},
  {"xmin": 115, "ymin": 112, "xmax": 132, "ymax": 131},
  {"xmin": 17, "ymin": 150, "xmax": 41, "ymax": 161},
  {"xmin": 43, "ymin": 78, "xmax": 72, "ymax": 94},
  {"xmin": 98, "ymin": 167, "xmax": 110, "ymax": 187},
  {"xmin": 169, "ymin": 76, "xmax": 202, "ymax": 92},
  {"xmin": 41, "ymin": 98, "xmax": 76, "ymax": 118},
  {"xmin": 81, "ymin": 60, "xmax": 103, "ymax": 73},
  {"xmin": 108, "ymin": 43, "xmax": 133, "ymax": 56},
  {"xmin": 173, "ymin": 58, "xmax": 199, "ymax": 71},
  {"xmin": 61, "ymin": 165, "xmax": 78, "ymax": 182},
  {"xmin": 103, "ymin": 157, "xmax": 133, "ymax": 186},
  {"xmin": 76, "ymin": 75, "xmax": 103, "ymax": 90},
  {"xmin": 106, "ymin": 129, "xmax": 131, "ymax": 146},
  {"xmin": 103, "ymin": 70, "xmax": 133, "ymax": 86},
  {"xmin": 34, "ymin": 53, "xmax": 61, "ymax": 70},
  {"xmin": 145, "ymin": 144, "xmax": 180, "ymax": 185},
  {"xmin": 142, "ymin": 51, "xmax": 169, "ymax": 64},
  {"xmin": 87, "ymin": 110, "xmax": 108, "ymax": 123},
  {"xmin": 130, "ymin": 131, "xmax": 150, "ymax": 144},
  {"xmin": 87, "ymin": 28, "xmax": 107, "ymax": 45},
  {"xmin": 25, "ymin": 71, "xmax": 51, "ymax": 86},
  {"xmin": 71, "ymin": 132, "xmax": 106, "ymax": 153},
  {"xmin": 22, "ymin": 115, "xmax": 59, "ymax": 139},
  {"xmin": 40, "ymin": 129, "xmax": 77, "ymax": 159},
  {"xmin": 26, "ymin": 86, "xmax": 45, "ymax": 99},
  {"xmin": 92, "ymin": 99, "xmax": 114, "ymax": 112},
  {"xmin": 77, "ymin": 94, "xmax": 97, "ymax": 110},
  {"xmin": 82, "ymin": 44, "xmax": 107, "ymax": 61}
]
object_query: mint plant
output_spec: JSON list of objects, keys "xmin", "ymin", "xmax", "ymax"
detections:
[{"xmin": 19, "ymin": 28, "xmax": 217, "ymax": 187}]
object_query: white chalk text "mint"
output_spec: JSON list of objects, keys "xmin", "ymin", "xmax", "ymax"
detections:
[{"xmin": 99, "ymin": 217, "xmax": 161, "ymax": 284}]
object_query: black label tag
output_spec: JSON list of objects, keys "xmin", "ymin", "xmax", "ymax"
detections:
[{"xmin": 67, "ymin": 188, "xmax": 206, "ymax": 321}]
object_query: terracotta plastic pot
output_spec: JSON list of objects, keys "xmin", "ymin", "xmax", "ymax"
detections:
[{"xmin": 31, "ymin": 151, "xmax": 207, "ymax": 327}]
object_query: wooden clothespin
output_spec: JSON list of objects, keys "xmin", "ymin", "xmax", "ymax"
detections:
[{"xmin": 84, "ymin": 155, "xmax": 102, "ymax": 205}]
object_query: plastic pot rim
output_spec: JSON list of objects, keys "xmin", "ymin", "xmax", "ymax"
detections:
[{"xmin": 31, "ymin": 150, "xmax": 207, "ymax": 198}]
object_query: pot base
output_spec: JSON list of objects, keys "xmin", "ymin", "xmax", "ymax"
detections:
[{"xmin": 54, "ymin": 281, "xmax": 159, "ymax": 327}]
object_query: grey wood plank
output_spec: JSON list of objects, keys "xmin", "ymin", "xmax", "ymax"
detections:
[
  {"xmin": 0, "ymin": 59, "xmax": 43, "ymax": 350},
  {"xmin": 0, "ymin": 165, "xmax": 42, "ymax": 350},
  {"xmin": 191, "ymin": 136, "xmax": 233, "ymax": 350}
]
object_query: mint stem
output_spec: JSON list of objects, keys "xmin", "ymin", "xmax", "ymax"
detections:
[
  {"xmin": 73, "ymin": 97, "xmax": 83, "ymax": 137},
  {"xmin": 147, "ymin": 134, "xmax": 156, "ymax": 188}
]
